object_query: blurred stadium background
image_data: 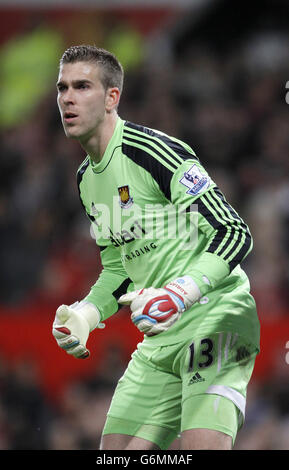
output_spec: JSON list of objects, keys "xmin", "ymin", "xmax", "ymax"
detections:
[{"xmin": 0, "ymin": 0, "xmax": 289, "ymax": 450}]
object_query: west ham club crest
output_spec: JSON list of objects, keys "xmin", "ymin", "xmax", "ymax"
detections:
[{"xmin": 118, "ymin": 185, "xmax": 134, "ymax": 208}]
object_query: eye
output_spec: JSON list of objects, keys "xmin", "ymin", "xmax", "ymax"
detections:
[
  {"xmin": 57, "ymin": 84, "xmax": 67, "ymax": 93},
  {"xmin": 77, "ymin": 82, "xmax": 89, "ymax": 90}
]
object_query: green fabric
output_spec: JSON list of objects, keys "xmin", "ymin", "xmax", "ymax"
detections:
[
  {"xmin": 78, "ymin": 117, "xmax": 259, "ymax": 347},
  {"xmin": 102, "ymin": 332, "xmax": 259, "ymax": 448}
]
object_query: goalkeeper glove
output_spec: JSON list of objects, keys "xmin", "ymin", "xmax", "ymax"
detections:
[
  {"xmin": 52, "ymin": 301, "xmax": 105, "ymax": 359},
  {"xmin": 119, "ymin": 276, "xmax": 201, "ymax": 336}
]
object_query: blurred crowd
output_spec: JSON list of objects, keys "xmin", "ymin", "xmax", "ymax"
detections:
[
  {"xmin": 0, "ymin": 5, "xmax": 289, "ymax": 450},
  {"xmin": 1, "ymin": 25, "xmax": 288, "ymax": 315}
]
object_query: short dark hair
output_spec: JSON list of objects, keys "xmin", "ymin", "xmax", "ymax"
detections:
[{"xmin": 60, "ymin": 45, "xmax": 124, "ymax": 94}]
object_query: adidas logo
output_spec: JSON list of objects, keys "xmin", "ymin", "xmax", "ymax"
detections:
[{"xmin": 188, "ymin": 372, "xmax": 205, "ymax": 385}]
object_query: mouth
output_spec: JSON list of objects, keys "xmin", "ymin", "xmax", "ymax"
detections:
[{"xmin": 64, "ymin": 111, "xmax": 78, "ymax": 123}]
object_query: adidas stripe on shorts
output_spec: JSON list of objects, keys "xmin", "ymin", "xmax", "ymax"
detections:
[{"xmin": 102, "ymin": 331, "xmax": 259, "ymax": 449}]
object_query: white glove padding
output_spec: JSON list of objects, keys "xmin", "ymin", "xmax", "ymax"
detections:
[
  {"xmin": 52, "ymin": 301, "xmax": 104, "ymax": 359},
  {"xmin": 119, "ymin": 276, "xmax": 201, "ymax": 336}
]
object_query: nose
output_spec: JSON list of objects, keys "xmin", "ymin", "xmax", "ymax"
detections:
[{"xmin": 63, "ymin": 87, "xmax": 75, "ymax": 105}]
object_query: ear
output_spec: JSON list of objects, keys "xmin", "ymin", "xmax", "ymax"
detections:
[{"xmin": 105, "ymin": 87, "xmax": 120, "ymax": 112}]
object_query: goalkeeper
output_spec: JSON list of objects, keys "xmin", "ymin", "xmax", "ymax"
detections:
[{"xmin": 52, "ymin": 45, "xmax": 260, "ymax": 450}]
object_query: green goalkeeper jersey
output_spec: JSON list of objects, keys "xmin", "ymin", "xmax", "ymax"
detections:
[{"xmin": 78, "ymin": 117, "xmax": 260, "ymax": 347}]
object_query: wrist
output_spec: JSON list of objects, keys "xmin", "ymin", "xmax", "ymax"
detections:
[
  {"xmin": 73, "ymin": 301, "xmax": 101, "ymax": 331},
  {"xmin": 186, "ymin": 252, "xmax": 230, "ymax": 293}
]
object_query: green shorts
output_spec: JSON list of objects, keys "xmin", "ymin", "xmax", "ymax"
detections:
[{"xmin": 102, "ymin": 331, "xmax": 259, "ymax": 449}]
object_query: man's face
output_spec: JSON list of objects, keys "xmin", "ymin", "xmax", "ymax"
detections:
[{"xmin": 57, "ymin": 61, "xmax": 107, "ymax": 141}]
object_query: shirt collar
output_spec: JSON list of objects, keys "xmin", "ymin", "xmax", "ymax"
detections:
[{"xmin": 90, "ymin": 116, "xmax": 124, "ymax": 173}]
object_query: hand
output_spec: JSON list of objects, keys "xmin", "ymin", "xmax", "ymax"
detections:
[
  {"xmin": 52, "ymin": 301, "xmax": 104, "ymax": 359},
  {"xmin": 119, "ymin": 276, "xmax": 201, "ymax": 336}
]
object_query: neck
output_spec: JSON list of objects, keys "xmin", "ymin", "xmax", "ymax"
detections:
[{"xmin": 79, "ymin": 111, "xmax": 118, "ymax": 164}]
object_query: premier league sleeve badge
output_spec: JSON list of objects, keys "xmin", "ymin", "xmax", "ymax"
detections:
[{"xmin": 179, "ymin": 164, "xmax": 210, "ymax": 196}]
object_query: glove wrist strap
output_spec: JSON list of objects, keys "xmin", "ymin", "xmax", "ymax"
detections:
[
  {"xmin": 165, "ymin": 276, "xmax": 201, "ymax": 306},
  {"xmin": 75, "ymin": 301, "xmax": 102, "ymax": 331}
]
